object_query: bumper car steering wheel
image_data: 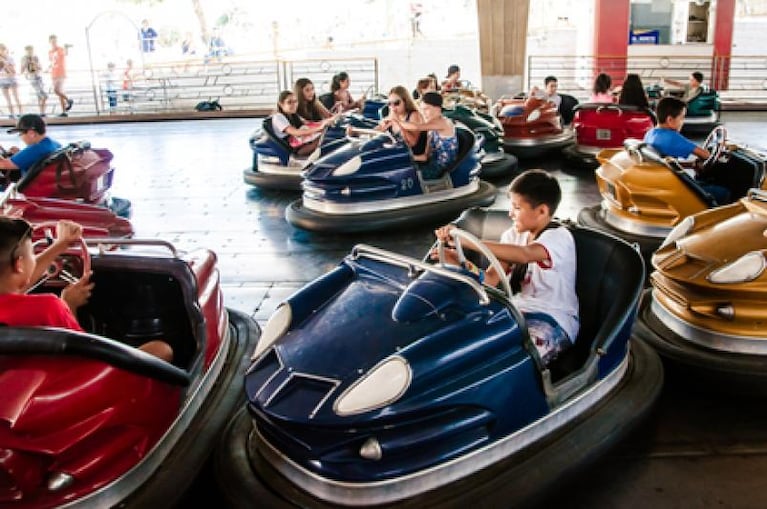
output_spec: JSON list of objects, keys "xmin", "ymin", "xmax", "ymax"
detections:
[
  {"xmin": 701, "ymin": 125, "xmax": 728, "ymax": 171},
  {"xmin": 437, "ymin": 228, "xmax": 513, "ymax": 300},
  {"xmin": 30, "ymin": 222, "xmax": 91, "ymax": 290},
  {"xmin": 346, "ymin": 127, "xmax": 396, "ymax": 145}
]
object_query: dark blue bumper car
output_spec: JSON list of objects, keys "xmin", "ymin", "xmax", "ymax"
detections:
[
  {"xmin": 285, "ymin": 125, "xmax": 496, "ymax": 233},
  {"xmin": 243, "ymin": 114, "xmax": 378, "ymax": 191},
  {"xmin": 215, "ymin": 208, "xmax": 663, "ymax": 507},
  {"xmin": 362, "ymin": 98, "xmax": 518, "ymax": 179}
]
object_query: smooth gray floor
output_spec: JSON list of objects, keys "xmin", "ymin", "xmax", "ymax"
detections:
[{"xmin": 49, "ymin": 111, "xmax": 767, "ymax": 508}]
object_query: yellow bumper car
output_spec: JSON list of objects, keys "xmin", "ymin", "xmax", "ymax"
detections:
[
  {"xmin": 634, "ymin": 188, "xmax": 767, "ymax": 392},
  {"xmin": 578, "ymin": 126, "xmax": 767, "ymax": 268}
]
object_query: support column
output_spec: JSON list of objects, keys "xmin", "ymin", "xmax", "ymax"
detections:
[
  {"xmin": 711, "ymin": 0, "xmax": 735, "ymax": 91},
  {"xmin": 593, "ymin": 0, "xmax": 630, "ymax": 81},
  {"xmin": 476, "ymin": 0, "xmax": 528, "ymax": 100}
]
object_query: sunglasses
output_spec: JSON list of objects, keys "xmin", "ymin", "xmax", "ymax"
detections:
[{"xmin": 388, "ymin": 99, "xmax": 402, "ymax": 107}]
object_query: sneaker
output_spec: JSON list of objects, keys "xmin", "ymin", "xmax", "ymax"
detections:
[
  {"xmin": 65, "ymin": 98, "xmax": 74, "ymax": 111},
  {"xmin": 58, "ymin": 112, "xmax": 68, "ymax": 117}
]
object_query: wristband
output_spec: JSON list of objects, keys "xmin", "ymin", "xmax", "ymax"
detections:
[{"xmin": 461, "ymin": 260, "xmax": 485, "ymax": 284}]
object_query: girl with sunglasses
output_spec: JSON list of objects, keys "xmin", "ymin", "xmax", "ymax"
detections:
[
  {"xmin": 392, "ymin": 91, "xmax": 457, "ymax": 179},
  {"xmin": 379, "ymin": 86, "xmax": 427, "ymax": 157}
]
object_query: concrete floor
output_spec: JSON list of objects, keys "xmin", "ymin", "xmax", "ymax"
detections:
[{"xmin": 48, "ymin": 111, "xmax": 767, "ymax": 508}]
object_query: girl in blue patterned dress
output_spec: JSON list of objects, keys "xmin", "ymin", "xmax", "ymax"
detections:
[{"xmin": 394, "ymin": 92, "xmax": 458, "ymax": 179}]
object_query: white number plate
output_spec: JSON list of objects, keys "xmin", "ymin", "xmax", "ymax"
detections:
[{"xmin": 596, "ymin": 129, "xmax": 612, "ymax": 141}]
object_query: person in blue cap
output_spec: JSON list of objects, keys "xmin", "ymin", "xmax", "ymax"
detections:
[{"xmin": 0, "ymin": 113, "xmax": 62, "ymax": 177}]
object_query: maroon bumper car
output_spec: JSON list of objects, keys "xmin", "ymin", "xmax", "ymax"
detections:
[
  {"xmin": 3, "ymin": 141, "xmax": 132, "ymax": 218},
  {"xmin": 0, "ymin": 232, "xmax": 259, "ymax": 508}
]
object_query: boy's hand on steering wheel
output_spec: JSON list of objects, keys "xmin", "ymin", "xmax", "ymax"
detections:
[
  {"xmin": 61, "ymin": 270, "xmax": 95, "ymax": 313},
  {"xmin": 435, "ymin": 224, "xmax": 456, "ymax": 244},
  {"xmin": 55, "ymin": 220, "xmax": 83, "ymax": 246}
]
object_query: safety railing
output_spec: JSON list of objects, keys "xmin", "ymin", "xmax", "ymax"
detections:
[
  {"xmin": 527, "ymin": 54, "xmax": 767, "ymax": 105},
  {"xmin": 11, "ymin": 56, "xmax": 378, "ymax": 118}
]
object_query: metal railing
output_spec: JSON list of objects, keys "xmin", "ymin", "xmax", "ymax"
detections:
[
  {"xmin": 527, "ymin": 54, "xmax": 767, "ymax": 103},
  {"xmin": 11, "ymin": 56, "xmax": 378, "ymax": 118}
]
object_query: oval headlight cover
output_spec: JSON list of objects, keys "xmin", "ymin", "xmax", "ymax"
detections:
[
  {"xmin": 334, "ymin": 356, "xmax": 412, "ymax": 416},
  {"xmin": 659, "ymin": 215, "xmax": 695, "ymax": 249},
  {"xmin": 251, "ymin": 303, "xmax": 292, "ymax": 360},
  {"xmin": 708, "ymin": 251, "xmax": 766, "ymax": 284},
  {"xmin": 526, "ymin": 109, "xmax": 541, "ymax": 123},
  {"xmin": 332, "ymin": 155, "xmax": 362, "ymax": 177}
]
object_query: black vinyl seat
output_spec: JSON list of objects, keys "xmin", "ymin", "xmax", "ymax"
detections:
[{"xmin": 453, "ymin": 208, "xmax": 644, "ymax": 381}]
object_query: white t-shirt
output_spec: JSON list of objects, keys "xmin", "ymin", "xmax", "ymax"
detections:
[
  {"xmin": 270, "ymin": 113, "xmax": 291, "ymax": 139},
  {"xmin": 500, "ymin": 226, "xmax": 579, "ymax": 341}
]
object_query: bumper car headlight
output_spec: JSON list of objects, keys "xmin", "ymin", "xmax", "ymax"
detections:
[
  {"xmin": 251, "ymin": 303, "xmax": 292, "ymax": 360},
  {"xmin": 659, "ymin": 216, "xmax": 695, "ymax": 249},
  {"xmin": 526, "ymin": 109, "xmax": 542, "ymax": 123},
  {"xmin": 334, "ymin": 356, "xmax": 412, "ymax": 416},
  {"xmin": 332, "ymin": 155, "xmax": 362, "ymax": 176},
  {"xmin": 708, "ymin": 251, "xmax": 766, "ymax": 284}
]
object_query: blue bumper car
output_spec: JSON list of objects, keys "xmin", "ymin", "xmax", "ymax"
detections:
[
  {"xmin": 215, "ymin": 208, "xmax": 663, "ymax": 507},
  {"xmin": 285, "ymin": 126, "xmax": 496, "ymax": 233},
  {"xmin": 362, "ymin": 98, "xmax": 519, "ymax": 179},
  {"xmin": 243, "ymin": 114, "xmax": 378, "ymax": 191}
]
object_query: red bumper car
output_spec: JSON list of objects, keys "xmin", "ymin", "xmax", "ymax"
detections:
[
  {"xmin": 563, "ymin": 103, "xmax": 656, "ymax": 169},
  {"xmin": 497, "ymin": 96, "xmax": 574, "ymax": 158},
  {"xmin": 0, "ymin": 232, "xmax": 260, "ymax": 508},
  {"xmin": 2, "ymin": 184, "xmax": 133, "ymax": 239},
  {"xmin": 4, "ymin": 141, "xmax": 131, "ymax": 218}
]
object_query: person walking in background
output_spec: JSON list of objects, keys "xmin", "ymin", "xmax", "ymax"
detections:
[
  {"xmin": 20, "ymin": 45, "xmax": 48, "ymax": 116},
  {"xmin": 102, "ymin": 62, "xmax": 118, "ymax": 114},
  {"xmin": 0, "ymin": 44, "xmax": 23, "ymax": 118},
  {"xmin": 140, "ymin": 19, "xmax": 158, "ymax": 53},
  {"xmin": 410, "ymin": 2, "xmax": 424, "ymax": 38},
  {"xmin": 48, "ymin": 35, "xmax": 73, "ymax": 117},
  {"xmin": 122, "ymin": 59, "xmax": 135, "ymax": 111}
]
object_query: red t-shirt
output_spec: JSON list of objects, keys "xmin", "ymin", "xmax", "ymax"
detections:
[
  {"xmin": 0, "ymin": 293, "xmax": 83, "ymax": 331},
  {"xmin": 48, "ymin": 46, "xmax": 66, "ymax": 79}
]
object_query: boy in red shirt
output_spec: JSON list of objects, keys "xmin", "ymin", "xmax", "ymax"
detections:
[
  {"xmin": 0, "ymin": 218, "xmax": 173, "ymax": 361},
  {"xmin": 47, "ymin": 34, "xmax": 74, "ymax": 117}
]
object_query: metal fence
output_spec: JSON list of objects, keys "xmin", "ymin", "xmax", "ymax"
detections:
[
  {"xmin": 527, "ymin": 54, "xmax": 767, "ymax": 103},
  {"xmin": 11, "ymin": 56, "xmax": 378, "ymax": 117}
]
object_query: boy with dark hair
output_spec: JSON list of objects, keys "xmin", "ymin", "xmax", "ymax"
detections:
[
  {"xmin": 644, "ymin": 96, "xmax": 730, "ymax": 204},
  {"xmin": 0, "ymin": 113, "xmax": 61, "ymax": 176},
  {"xmin": 435, "ymin": 169, "xmax": 579, "ymax": 364},
  {"xmin": 663, "ymin": 72, "xmax": 704, "ymax": 102},
  {"xmin": 530, "ymin": 75, "xmax": 561, "ymax": 108},
  {"xmin": 0, "ymin": 217, "xmax": 173, "ymax": 361}
]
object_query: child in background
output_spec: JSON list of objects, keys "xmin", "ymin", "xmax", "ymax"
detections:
[{"xmin": 20, "ymin": 45, "xmax": 47, "ymax": 115}]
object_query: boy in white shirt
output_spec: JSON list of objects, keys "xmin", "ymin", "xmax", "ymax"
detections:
[{"xmin": 435, "ymin": 169, "xmax": 579, "ymax": 364}]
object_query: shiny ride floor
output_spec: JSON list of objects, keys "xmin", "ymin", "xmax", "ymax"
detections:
[{"xmin": 54, "ymin": 112, "xmax": 767, "ymax": 508}]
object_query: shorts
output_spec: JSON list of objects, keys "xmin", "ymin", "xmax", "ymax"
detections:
[
  {"xmin": 0, "ymin": 77, "xmax": 17, "ymax": 90},
  {"xmin": 106, "ymin": 89, "xmax": 117, "ymax": 108},
  {"xmin": 28, "ymin": 76, "xmax": 47, "ymax": 99},
  {"xmin": 524, "ymin": 312, "xmax": 573, "ymax": 365}
]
